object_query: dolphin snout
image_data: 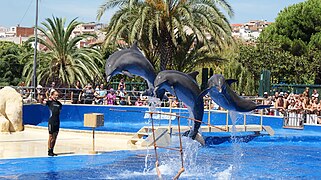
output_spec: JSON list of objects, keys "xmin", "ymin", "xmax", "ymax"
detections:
[{"xmin": 106, "ymin": 75, "xmax": 111, "ymax": 82}]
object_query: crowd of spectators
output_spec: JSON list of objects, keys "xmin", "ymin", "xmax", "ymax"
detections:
[{"xmin": 262, "ymin": 87, "xmax": 321, "ymax": 124}]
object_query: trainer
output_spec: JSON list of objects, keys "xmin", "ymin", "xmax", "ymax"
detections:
[{"xmin": 45, "ymin": 90, "xmax": 62, "ymax": 156}]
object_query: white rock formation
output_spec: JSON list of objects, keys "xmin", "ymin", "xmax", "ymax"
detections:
[{"xmin": 0, "ymin": 86, "xmax": 23, "ymax": 132}]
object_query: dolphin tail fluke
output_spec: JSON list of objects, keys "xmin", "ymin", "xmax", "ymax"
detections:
[
  {"xmin": 255, "ymin": 105, "xmax": 272, "ymax": 109},
  {"xmin": 182, "ymin": 130, "xmax": 205, "ymax": 146},
  {"xmin": 142, "ymin": 88, "xmax": 154, "ymax": 96},
  {"xmin": 198, "ymin": 88, "xmax": 210, "ymax": 100}
]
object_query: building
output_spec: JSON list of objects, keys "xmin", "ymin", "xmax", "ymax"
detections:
[
  {"xmin": 0, "ymin": 25, "xmax": 34, "ymax": 45},
  {"xmin": 231, "ymin": 20, "xmax": 272, "ymax": 42},
  {"xmin": 72, "ymin": 23, "xmax": 106, "ymax": 48}
]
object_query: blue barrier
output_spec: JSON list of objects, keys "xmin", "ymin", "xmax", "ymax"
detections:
[{"xmin": 23, "ymin": 104, "xmax": 284, "ymax": 130}]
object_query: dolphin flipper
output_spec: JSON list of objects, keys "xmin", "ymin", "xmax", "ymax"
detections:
[
  {"xmin": 256, "ymin": 105, "xmax": 272, "ymax": 109},
  {"xmin": 122, "ymin": 70, "xmax": 134, "ymax": 78},
  {"xmin": 226, "ymin": 79, "xmax": 238, "ymax": 86}
]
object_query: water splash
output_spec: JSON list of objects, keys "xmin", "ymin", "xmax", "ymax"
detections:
[
  {"xmin": 228, "ymin": 111, "xmax": 244, "ymax": 177},
  {"xmin": 143, "ymin": 96, "xmax": 162, "ymax": 174}
]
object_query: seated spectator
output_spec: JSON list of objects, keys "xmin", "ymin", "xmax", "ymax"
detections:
[
  {"xmin": 312, "ymin": 89, "xmax": 319, "ymax": 99},
  {"xmin": 127, "ymin": 86, "xmax": 139, "ymax": 105},
  {"xmin": 171, "ymin": 98, "xmax": 180, "ymax": 108},
  {"xmin": 274, "ymin": 92, "xmax": 285, "ymax": 115},
  {"xmin": 119, "ymin": 94, "xmax": 127, "ymax": 105},
  {"xmin": 46, "ymin": 81, "xmax": 56, "ymax": 99},
  {"xmin": 71, "ymin": 80, "xmax": 82, "ymax": 104},
  {"xmin": 135, "ymin": 97, "xmax": 144, "ymax": 106},
  {"xmin": 82, "ymin": 84, "xmax": 95, "ymax": 104},
  {"xmin": 106, "ymin": 88, "xmax": 116, "ymax": 105},
  {"xmin": 94, "ymin": 84, "xmax": 107, "ymax": 105}
]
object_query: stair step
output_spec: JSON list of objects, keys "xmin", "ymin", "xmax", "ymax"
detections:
[{"xmin": 138, "ymin": 132, "xmax": 150, "ymax": 136}]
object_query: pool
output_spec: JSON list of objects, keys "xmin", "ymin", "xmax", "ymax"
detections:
[
  {"xmin": 10, "ymin": 104, "xmax": 321, "ymax": 179},
  {"xmin": 1, "ymin": 130, "xmax": 321, "ymax": 179}
]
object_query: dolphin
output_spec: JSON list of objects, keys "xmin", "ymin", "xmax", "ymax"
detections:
[
  {"xmin": 203, "ymin": 74, "xmax": 270, "ymax": 112},
  {"xmin": 154, "ymin": 70, "xmax": 205, "ymax": 144},
  {"xmin": 105, "ymin": 42, "xmax": 156, "ymax": 92}
]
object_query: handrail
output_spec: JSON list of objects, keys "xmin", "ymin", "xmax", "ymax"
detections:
[{"xmin": 109, "ymin": 108, "xmax": 227, "ymax": 131}]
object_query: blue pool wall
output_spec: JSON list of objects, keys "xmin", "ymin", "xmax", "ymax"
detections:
[{"xmin": 23, "ymin": 104, "xmax": 284, "ymax": 129}]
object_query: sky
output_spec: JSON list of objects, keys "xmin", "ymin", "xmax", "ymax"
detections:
[{"xmin": 0, "ymin": 0, "xmax": 306, "ymax": 27}]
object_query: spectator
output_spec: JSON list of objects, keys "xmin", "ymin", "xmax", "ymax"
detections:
[
  {"xmin": 106, "ymin": 88, "xmax": 116, "ymax": 105},
  {"xmin": 119, "ymin": 93, "xmax": 127, "ymax": 105},
  {"xmin": 94, "ymin": 84, "xmax": 107, "ymax": 105},
  {"xmin": 135, "ymin": 97, "xmax": 144, "ymax": 106},
  {"xmin": 46, "ymin": 81, "xmax": 56, "ymax": 99},
  {"xmin": 82, "ymin": 84, "xmax": 95, "ymax": 104},
  {"xmin": 127, "ymin": 86, "xmax": 139, "ymax": 105},
  {"xmin": 71, "ymin": 80, "xmax": 82, "ymax": 104},
  {"xmin": 275, "ymin": 92, "xmax": 285, "ymax": 115},
  {"xmin": 171, "ymin": 98, "xmax": 180, "ymax": 108},
  {"xmin": 118, "ymin": 78, "xmax": 126, "ymax": 92},
  {"xmin": 37, "ymin": 85, "xmax": 45, "ymax": 103},
  {"xmin": 312, "ymin": 89, "xmax": 319, "ymax": 99}
]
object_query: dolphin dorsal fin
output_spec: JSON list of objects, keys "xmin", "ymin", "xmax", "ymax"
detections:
[
  {"xmin": 188, "ymin": 71, "xmax": 199, "ymax": 81},
  {"xmin": 226, "ymin": 79, "xmax": 238, "ymax": 86},
  {"xmin": 131, "ymin": 41, "xmax": 139, "ymax": 51}
]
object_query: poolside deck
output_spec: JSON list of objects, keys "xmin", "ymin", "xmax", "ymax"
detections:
[{"xmin": 0, "ymin": 125, "xmax": 140, "ymax": 159}]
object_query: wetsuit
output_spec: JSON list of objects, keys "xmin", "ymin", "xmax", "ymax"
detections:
[{"xmin": 46, "ymin": 100, "xmax": 62, "ymax": 134}]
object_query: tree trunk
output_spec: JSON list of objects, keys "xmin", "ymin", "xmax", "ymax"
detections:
[{"xmin": 159, "ymin": 30, "xmax": 174, "ymax": 71}]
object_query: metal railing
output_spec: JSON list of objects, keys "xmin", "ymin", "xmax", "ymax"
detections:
[{"xmin": 283, "ymin": 109, "xmax": 319, "ymax": 128}]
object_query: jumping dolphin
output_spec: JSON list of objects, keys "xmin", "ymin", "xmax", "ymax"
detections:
[
  {"xmin": 154, "ymin": 70, "xmax": 205, "ymax": 144},
  {"xmin": 105, "ymin": 42, "xmax": 156, "ymax": 92},
  {"xmin": 204, "ymin": 74, "xmax": 270, "ymax": 112}
]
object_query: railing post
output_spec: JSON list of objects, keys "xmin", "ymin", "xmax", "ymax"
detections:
[
  {"xmin": 173, "ymin": 116, "xmax": 185, "ymax": 180},
  {"xmin": 207, "ymin": 99, "xmax": 211, "ymax": 132},
  {"xmin": 150, "ymin": 112, "xmax": 161, "ymax": 179},
  {"xmin": 243, "ymin": 113, "xmax": 246, "ymax": 131},
  {"xmin": 260, "ymin": 109, "xmax": 263, "ymax": 131},
  {"xmin": 168, "ymin": 98, "xmax": 173, "ymax": 137},
  {"xmin": 225, "ymin": 110, "xmax": 229, "ymax": 132}
]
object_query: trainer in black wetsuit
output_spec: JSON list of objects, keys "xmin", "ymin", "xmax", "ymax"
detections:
[
  {"xmin": 47, "ymin": 99, "xmax": 62, "ymax": 134},
  {"xmin": 45, "ymin": 90, "xmax": 62, "ymax": 156}
]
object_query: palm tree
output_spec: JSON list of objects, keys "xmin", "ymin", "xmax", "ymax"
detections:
[
  {"xmin": 172, "ymin": 34, "xmax": 224, "ymax": 73},
  {"xmin": 97, "ymin": 0, "xmax": 233, "ymax": 71},
  {"xmin": 23, "ymin": 17, "xmax": 103, "ymax": 86}
]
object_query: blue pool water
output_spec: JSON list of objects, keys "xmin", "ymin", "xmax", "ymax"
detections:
[
  {"xmin": 1, "ymin": 130, "xmax": 321, "ymax": 179},
  {"xmin": 3, "ymin": 105, "xmax": 319, "ymax": 179}
]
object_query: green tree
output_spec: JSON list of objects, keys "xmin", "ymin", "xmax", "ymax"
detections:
[
  {"xmin": 259, "ymin": 0, "xmax": 321, "ymax": 84},
  {"xmin": 260, "ymin": 0, "xmax": 321, "ymax": 46},
  {"xmin": 23, "ymin": 17, "xmax": 103, "ymax": 86},
  {"xmin": 97, "ymin": 0, "xmax": 233, "ymax": 71},
  {"xmin": 0, "ymin": 41, "xmax": 32, "ymax": 86}
]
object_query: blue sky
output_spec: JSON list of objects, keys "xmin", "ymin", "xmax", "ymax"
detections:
[{"xmin": 0, "ymin": 0, "xmax": 306, "ymax": 27}]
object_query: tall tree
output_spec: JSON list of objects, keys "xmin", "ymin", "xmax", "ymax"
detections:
[
  {"xmin": 23, "ymin": 17, "xmax": 103, "ymax": 86},
  {"xmin": 259, "ymin": 0, "xmax": 321, "ymax": 84},
  {"xmin": 0, "ymin": 41, "xmax": 32, "ymax": 86},
  {"xmin": 97, "ymin": 0, "xmax": 233, "ymax": 71}
]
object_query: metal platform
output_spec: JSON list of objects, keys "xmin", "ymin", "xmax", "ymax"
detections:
[{"xmin": 128, "ymin": 125, "xmax": 274, "ymax": 147}]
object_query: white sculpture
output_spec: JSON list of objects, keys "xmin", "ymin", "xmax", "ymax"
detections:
[{"xmin": 0, "ymin": 86, "xmax": 23, "ymax": 132}]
